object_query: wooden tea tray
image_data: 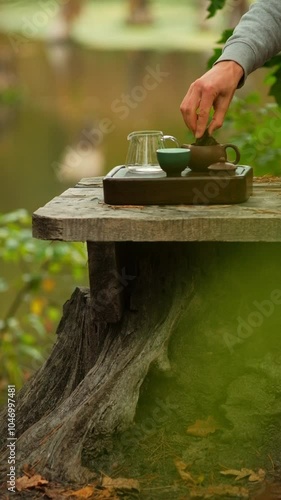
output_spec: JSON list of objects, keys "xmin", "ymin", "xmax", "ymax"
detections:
[{"xmin": 103, "ymin": 165, "xmax": 253, "ymax": 205}]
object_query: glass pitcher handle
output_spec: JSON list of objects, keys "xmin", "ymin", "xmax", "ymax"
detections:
[{"xmin": 163, "ymin": 135, "xmax": 180, "ymax": 147}]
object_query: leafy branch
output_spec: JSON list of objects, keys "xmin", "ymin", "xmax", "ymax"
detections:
[
  {"xmin": 207, "ymin": 0, "xmax": 227, "ymax": 19},
  {"xmin": 0, "ymin": 209, "xmax": 87, "ymax": 402}
]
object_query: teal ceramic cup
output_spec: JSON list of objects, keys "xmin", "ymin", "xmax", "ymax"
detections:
[{"xmin": 156, "ymin": 148, "xmax": 191, "ymax": 177}]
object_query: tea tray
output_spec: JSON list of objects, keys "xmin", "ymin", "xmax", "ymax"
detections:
[{"xmin": 103, "ymin": 165, "xmax": 253, "ymax": 205}]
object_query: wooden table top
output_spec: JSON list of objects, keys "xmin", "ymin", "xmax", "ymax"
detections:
[{"xmin": 32, "ymin": 177, "xmax": 281, "ymax": 242}]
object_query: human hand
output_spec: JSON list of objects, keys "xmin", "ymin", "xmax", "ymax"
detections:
[{"xmin": 180, "ymin": 61, "xmax": 244, "ymax": 138}]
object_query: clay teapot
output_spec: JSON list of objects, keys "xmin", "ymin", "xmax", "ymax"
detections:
[{"xmin": 181, "ymin": 141, "xmax": 240, "ymax": 172}]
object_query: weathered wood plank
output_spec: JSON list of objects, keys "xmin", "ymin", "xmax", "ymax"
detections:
[{"xmin": 32, "ymin": 178, "xmax": 281, "ymax": 242}]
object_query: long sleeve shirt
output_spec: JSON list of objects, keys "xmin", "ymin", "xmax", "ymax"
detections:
[{"xmin": 216, "ymin": 0, "xmax": 281, "ymax": 83}]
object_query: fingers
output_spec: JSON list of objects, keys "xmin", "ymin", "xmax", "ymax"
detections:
[
  {"xmin": 208, "ymin": 92, "xmax": 235, "ymax": 136},
  {"xmin": 180, "ymin": 62, "xmax": 243, "ymax": 138},
  {"xmin": 180, "ymin": 83, "xmax": 202, "ymax": 136},
  {"xmin": 194, "ymin": 91, "xmax": 216, "ymax": 138},
  {"xmin": 180, "ymin": 77, "xmax": 218, "ymax": 138},
  {"xmin": 181, "ymin": 84, "xmax": 232, "ymax": 139}
]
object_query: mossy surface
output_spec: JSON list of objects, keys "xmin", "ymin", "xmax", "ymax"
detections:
[{"xmin": 84, "ymin": 243, "xmax": 281, "ymax": 498}]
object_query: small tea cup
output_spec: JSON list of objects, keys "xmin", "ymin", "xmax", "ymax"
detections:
[{"xmin": 156, "ymin": 148, "xmax": 191, "ymax": 177}]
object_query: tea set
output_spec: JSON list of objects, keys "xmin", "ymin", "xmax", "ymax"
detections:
[
  {"xmin": 102, "ymin": 129, "xmax": 253, "ymax": 205},
  {"xmin": 125, "ymin": 129, "xmax": 240, "ymax": 177}
]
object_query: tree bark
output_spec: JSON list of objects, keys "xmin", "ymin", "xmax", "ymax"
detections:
[{"xmin": 0, "ymin": 242, "xmax": 199, "ymax": 483}]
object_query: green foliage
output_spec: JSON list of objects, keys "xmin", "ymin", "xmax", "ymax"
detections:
[
  {"xmin": 207, "ymin": 29, "xmax": 234, "ymax": 68},
  {"xmin": 207, "ymin": 0, "xmax": 227, "ymax": 19},
  {"xmin": 224, "ymin": 94, "xmax": 281, "ymax": 175},
  {"xmin": 0, "ymin": 209, "xmax": 87, "ymax": 404},
  {"xmin": 0, "ymin": 87, "xmax": 22, "ymax": 106},
  {"xmin": 263, "ymin": 55, "xmax": 281, "ymax": 107}
]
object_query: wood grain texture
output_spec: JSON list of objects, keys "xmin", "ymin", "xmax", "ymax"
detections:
[
  {"xmin": 87, "ymin": 242, "xmax": 125, "ymax": 322},
  {"xmin": 32, "ymin": 178, "xmax": 281, "ymax": 242}
]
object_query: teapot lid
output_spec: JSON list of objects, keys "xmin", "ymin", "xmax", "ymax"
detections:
[{"xmin": 208, "ymin": 157, "xmax": 237, "ymax": 172}]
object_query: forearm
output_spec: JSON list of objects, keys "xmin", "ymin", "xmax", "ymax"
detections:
[{"xmin": 216, "ymin": 0, "xmax": 281, "ymax": 84}]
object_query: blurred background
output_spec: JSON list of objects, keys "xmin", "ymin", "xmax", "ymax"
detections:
[
  {"xmin": 0, "ymin": 0, "xmax": 279, "ymax": 398},
  {"xmin": 0, "ymin": 0, "xmax": 269, "ymax": 213}
]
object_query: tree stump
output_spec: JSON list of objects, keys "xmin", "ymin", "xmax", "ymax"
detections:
[{"xmin": 0, "ymin": 242, "xmax": 199, "ymax": 483}]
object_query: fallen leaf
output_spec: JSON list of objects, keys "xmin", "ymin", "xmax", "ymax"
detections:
[
  {"xmin": 16, "ymin": 474, "xmax": 48, "ymax": 491},
  {"xmin": 174, "ymin": 459, "xmax": 196, "ymax": 484},
  {"xmin": 220, "ymin": 469, "xmax": 252, "ymax": 481},
  {"xmin": 190, "ymin": 484, "xmax": 249, "ymax": 498},
  {"xmin": 21, "ymin": 463, "xmax": 36, "ymax": 478},
  {"xmin": 220, "ymin": 468, "xmax": 266, "ymax": 482},
  {"xmin": 63, "ymin": 486, "xmax": 94, "ymax": 498},
  {"xmin": 187, "ymin": 416, "xmax": 220, "ymax": 437},
  {"xmin": 249, "ymin": 469, "xmax": 266, "ymax": 483},
  {"xmin": 102, "ymin": 476, "xmax": 140, "ymax": 492}
]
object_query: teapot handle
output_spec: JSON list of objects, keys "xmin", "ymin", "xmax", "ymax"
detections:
[
  {"xmin": 163, "ymin": 135, "xmax": 180, "ymax": 147},
  {"xmin": 223, "ymin": 144, "xmax": 241, "ymax": 165}
]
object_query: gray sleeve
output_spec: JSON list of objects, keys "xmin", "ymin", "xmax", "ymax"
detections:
[{"xmin": 215, "ymin": 0, "xmax": 281, "ymax": 85}]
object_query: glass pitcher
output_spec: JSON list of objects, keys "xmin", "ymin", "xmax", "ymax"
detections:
[{"xmin": 125, "ymin": 130, "xmax": 179, "ymax": 173}]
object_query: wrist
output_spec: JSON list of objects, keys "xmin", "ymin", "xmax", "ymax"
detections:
[{"xmin": 215, "ymin": 60, "xmax": 244, "ymax": 86}]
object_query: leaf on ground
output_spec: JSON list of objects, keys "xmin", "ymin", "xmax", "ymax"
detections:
[
  {"xmin": 220, "ymin": 468, "xmax": 266, "ymax": 482},
  {"xmin": 249, "ymin": 469, "xmax": 266, "ymax": 482},
  {"xmin": 21, "ymin": 463, "xmax": 36, "ymax": 478},
  {"xmin": 190, "ymin": 484, "xmax": 249, "ymax": 498},
  {"xmin": 174, "ymin": 459, "xmax": 196, "ymax": 484},
  {"xmin": 102, "ymin": 476, "xmax": 140, "ymax": 492},
  {"xmin": 63, "ymin": 485, "xmax": 95, "ymax": 498},
  {"xmin": 16, "ymin": 474, "xmax": 48, "ymax": 491},
  {"xmin": 187, "ymin": 416, "xmax": 220, "ymax": 437},
  {"xmin": 45, "ymin": 485, "xmax": 114, "ymax": 500}
]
